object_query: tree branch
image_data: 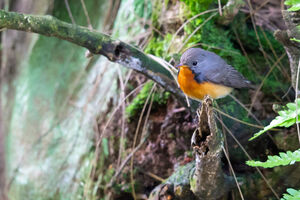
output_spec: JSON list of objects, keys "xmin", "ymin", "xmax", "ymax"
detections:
[
  {"xmin": 274, "ymin": 10, "xmax": 300, "ymax": 93},
  {"xmin": 0, "ymin": 9, "xmax": 187, "ymax": 105}
]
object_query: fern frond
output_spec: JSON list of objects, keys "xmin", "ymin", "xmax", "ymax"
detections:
[
  {"xmin": 246, "ymin": 149, "xmax": 300, "ymax": 168},
  {"xmin": 281, "ymin": 188, "xmax": 300, "ymax": 200},
  {"xmin": 285, "ymin": 0, "xmax": 300, "ymax": 11},
  {"xmin": 249, "ymin": 99, "xmax": 300, "ymax": 141}
]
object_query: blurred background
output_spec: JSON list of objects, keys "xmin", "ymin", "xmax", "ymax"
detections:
[{"xmin": 0, "ymin": 0, "xmax": 299, "ymax": 199}]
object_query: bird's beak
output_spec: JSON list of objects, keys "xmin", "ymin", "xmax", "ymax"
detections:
[{"xmin": 176, "ymin": 64, "xmax": 188, "ymax": 68}]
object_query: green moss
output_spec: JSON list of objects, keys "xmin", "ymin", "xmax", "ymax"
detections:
[
  {"xmin": 179, "ymin": 0, "xmax": 217, "ymax": 48},
  {"xmin": 166, "ymin": 161, "xmax": 195, "ymax": 186},
  {"xmin": 180, "ymin": 0, "xmax": 215, "ymax": 14},
  {"xmin": 201, "ymin": 21, "xmax": 252, "ymax": 79},
  {"xmin": 144, "ymin": 33, "xmax": 173, "ymax": 58},
  {"xmin": 231, "ymin": 14, "xmax": 284, "ymax": 54},
  {"xmin": 230, "ymin": 14, "xmax": 289, "ymax": 93},
  {"xmin": 125, "ymin": 81, "xmax": 170, "ymax": 119}
]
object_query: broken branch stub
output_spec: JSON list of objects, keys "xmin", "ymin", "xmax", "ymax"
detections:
[
  {"xmin": 190, "ymin": 96, "xmax": 230, "ymax": 200},
  {"xmin": 149, "ymin": 96, "xmax": 235, "ymax": 199}
]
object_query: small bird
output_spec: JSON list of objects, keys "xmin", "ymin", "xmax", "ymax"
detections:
[{"xmin": 177, "ymin": 48, "xmax": 254, "ymax": 100}]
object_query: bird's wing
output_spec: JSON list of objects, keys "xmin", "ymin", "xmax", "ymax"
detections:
[{"xmin": 201, "ymin": 63, "xmax": 253, "ymax": 89}]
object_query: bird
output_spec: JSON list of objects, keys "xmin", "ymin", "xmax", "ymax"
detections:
[{"xmin": 176, "ymin": 48, "xmax": 254, "ymax": 101}]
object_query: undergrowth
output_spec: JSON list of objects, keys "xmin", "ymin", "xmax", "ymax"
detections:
[
  {"xmin": 125, "ymin": 81, "xmax": 170, "ymax": 119},
  {"xmin": 246, "ymin": 97, "xmax": 300, "ymax": 199}
]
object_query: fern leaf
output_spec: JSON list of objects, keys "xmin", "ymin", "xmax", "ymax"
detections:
[
  {"xmin": 285, "ymin": 0, "xmax": 300, "ymax": 11},
  {"xmin": 246, "ymin": 149, "xmax": 300, "ymax": 168},
  {"xmin": 249, "ymin": 99, "xmax": 300, "ymax": 141},
  {"xmin": 291, "ymin": 38, "xmax": 300, "ymax": 43},
  {"xmin": 281, "ymin": 188, "xmax": 300, "ymax": 200}
]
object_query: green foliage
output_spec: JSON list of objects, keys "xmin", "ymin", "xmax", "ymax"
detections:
[
  {"xmin": 285, "ymin": 0, "xmax": 300, "ymax": 11},
  {"xmin": 150, "ymin": 0, "xmax": 164, "ymax": 28},
  {"xmin": 180, "ymin": 0, "xmax": 214, "ymax": 14},
  {"xmin": 232, "ymin": 16, "xmax": 284, "ymax": 54},
  {"xmin": 281, "ymin": 188, "xmax": 300, "ymax": 200},
  {"xmin": 246, "ymin": 149, "xmax": 300, "ymax": 168},
  {"xmin": 231, "ymin": 13, "xmax": 288, "ymax": 92},
  {"xmin": 179, "ymin": 4, "xmax": 255, "ymax": 81},
  {"xmin": 291, "ymin": 37, "xmax": 300, "ymax": 42},
  {"xmin": 179, "ymin": 0, "xmax": 215, "ymax": 47},
  {"xmin": 249, "ymin": 99, "xmax": 300, "ymax": 140},
  {"xmin": 179, "ymin": 0, "xmax": 234, "ymax": 52},
  {"xmin": 134, "ymin": 0, "xmax": 152, "ymax": 19},
  {"xmin": 145, "ymin": 33, "xmax": 173, "ymax": 58},
  {"xmin": 125, "ymin": 81, "xmax": 170, "ymax": 119},
  {"xmin": 102, "ymin": 138, "xmax": 109, "ymax": 157}
]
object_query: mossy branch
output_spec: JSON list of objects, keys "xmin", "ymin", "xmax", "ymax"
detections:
[{"xmin": 0, "ymin": 9, "xmax": 187, "ymax": 105}]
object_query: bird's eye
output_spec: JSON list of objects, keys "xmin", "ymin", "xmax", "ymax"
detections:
[{"xmin": 192, "ymin": 61, "xmax": 197, "ymax": 66}]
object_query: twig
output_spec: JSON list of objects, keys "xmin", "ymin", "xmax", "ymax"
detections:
[
  {"xmin": 247, "ymin": 53, "xmax": 286, "ymax": 116},
  {"xmin": 130, "ymin": 84, "xmax": 156, "ymax": 200},
  {"xmin": 116, "ymin": 66, "xmax": 126, "ymax": 168},
  {"xmin": 106, "ymin": 133, "xmax": 149, "ymax": 188},
  {"xmin": 215, "ymin": 115, "xmax": 280, "ymax": 200},
  {"xmin": 222, "ymin": 146, "xmax": 244, "ymax": 200},
  {"xmin": 143, "ymin": 171, "xmax": 165, "ymax": 182},
  {"xmin": 178, "ymin": 13, "xmax": 218, "ymax": 52},
  {"xmin": 90, "ymin": 82, "xmax": 147, "ymax": 179},
  {"xmin": 80, "ymin": 0, "xmax": 92, "ymax": 29},
  {"xmin": 218, "ymin": 0, "xmax": 223, "ymax": 16},
  {"xmin": 295, "ymin": 59, "xmax": 300, "ymax": 144},
  {"xmin": 165, "ymin": 8, "xmax": 218, "ymax": 54},
  {"xmin": 64, "ymin": 0, "xmax": 76, "ymax": 24},
  {"xmin": 214, "ymin": 107, "xmax": 270, "ymax": 129}
]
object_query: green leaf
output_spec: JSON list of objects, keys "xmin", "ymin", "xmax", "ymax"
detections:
[
  {"xmin": 285, "ymin": 0, "xmax": 300, "ymax": 11},
  {"xmin": 291, "ymin": 38, "xmax": 300, "ymax": 43},
  {"xmin": 249, "ymin": 100, "xmax": 300, "ymax": 140},
  {"xmin": 281, "ymin": 188, "xmax": 300, "ymax": 200},
  {"xmin": 102, "ymin": 138, "xmax": 109, "ymax": 157},
  {"xmin": 246, "ymin": 149, "xmax": 300, "ymax": 168}
]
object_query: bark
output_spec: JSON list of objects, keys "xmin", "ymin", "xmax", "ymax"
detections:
[
  {"xmin": 274, "ymin": 10, "xmax": 300, "ymax": 94},
  {"xmin": 0, "ymin": 92, "xmax": 7, "ymax": 200},
  {"xmin": 0, "ymin": 56, "xmax": 7, "ymax": 200},
  {"xmin": 190, "ymin": 96, "xmax": 234, "ymax": 199}
]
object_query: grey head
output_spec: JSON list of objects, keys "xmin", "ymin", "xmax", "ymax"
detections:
[{"xmin": 179, "ymin": 48, "xmax": 254, "ymax": 89}]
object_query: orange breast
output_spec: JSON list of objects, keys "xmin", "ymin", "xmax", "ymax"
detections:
[{"xmin": 177, "ymin": 66, "xmax": 233, "ymax": 100}]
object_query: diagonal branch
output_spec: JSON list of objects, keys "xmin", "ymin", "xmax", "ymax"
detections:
[{"xmin": 0, "ymin": 9, "xmax": 188, "ymax": 105}]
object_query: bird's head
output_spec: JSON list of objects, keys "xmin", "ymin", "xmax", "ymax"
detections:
[{"xmin": 176, "ymin": 48, "xmax": 208, "ymax": 70}]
